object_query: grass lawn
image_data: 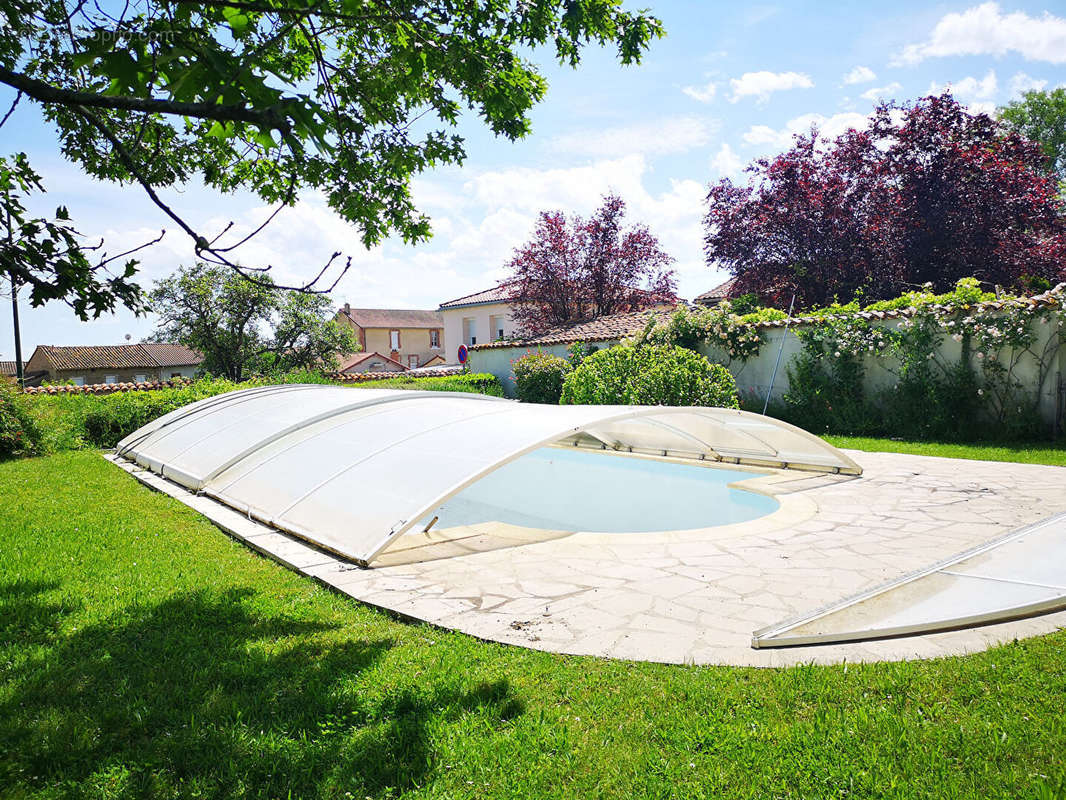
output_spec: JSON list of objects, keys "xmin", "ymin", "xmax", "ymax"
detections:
[
  {"xmin": 2, "ymin": 452, "xmax": 1066, "ymax": 799},
  {"xmin": 824, "ymin": 435, "xmax": 1066, "ymax": 467}
]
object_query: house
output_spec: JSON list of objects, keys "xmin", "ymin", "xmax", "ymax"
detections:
[
  {"xmin": 23, "ymin": 343, "xmax": 203, "ymax": 386},
  {"xmin": 694, "ymin": 277, "xmax": 737, "ymax": 307},
  {"xmin": 335, "ymin": 305, "xmax": 445, "ymax": 370},
  {"xmin": 438, "ymin": 283, "xmax": 518, "ymax": 361},
  {"xmin": 0, "ymin": 361, "xmax": 25, "ymax": 378},
  {"xmin": 336, "ymin": 351, "xmax": 407, "ymax": 375}
]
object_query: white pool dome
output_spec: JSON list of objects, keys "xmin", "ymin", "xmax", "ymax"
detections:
[{"xmin": 115, "ymin": 385, "xmax": 860, "ymax": 566}]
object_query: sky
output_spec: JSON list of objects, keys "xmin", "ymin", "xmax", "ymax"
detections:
[{"xmin": 2, "ymin": 0, "xmax": 1066, "ymax": 357}]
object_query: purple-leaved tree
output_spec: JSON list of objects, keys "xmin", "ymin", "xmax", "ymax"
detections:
[
  {"xmin": 705, "ymin": 94, "xmax": 1066, "ymax": 308},
  {"xmin": 507, "ymin": 194, "xmax": 677, "ymax": 333}
]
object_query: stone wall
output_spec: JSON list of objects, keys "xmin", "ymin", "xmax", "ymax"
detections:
[{"xmin": 468, "ymin": 310, "xmax": 1065, "ymax": 430}]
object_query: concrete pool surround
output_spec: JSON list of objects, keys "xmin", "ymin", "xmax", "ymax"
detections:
[{"xmin": 109, "ymin": 385, "xmax": 1066, "ymax": 666}]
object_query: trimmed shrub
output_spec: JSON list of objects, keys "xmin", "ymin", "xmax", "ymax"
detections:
[
  {"xmin": 560, "ymin": 343, "xmax": 739, "ymax": 407},
  {"xmin": 0, "ymin": 377, "xmax": 43, "ymax": 458},
  {"xmin": 512, "ymin": 352, "xmax": 573, "ymax": 404}
]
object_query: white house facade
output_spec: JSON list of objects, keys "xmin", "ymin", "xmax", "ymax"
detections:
[{"xmin": 438, "ymin": 284, "xmax": 518, "ymax": 363}]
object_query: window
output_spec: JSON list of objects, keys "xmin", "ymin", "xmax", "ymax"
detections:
[
  {"xmin": 463, "ymin": 318, "xmax": 476, "ymax": 346},
  {"xmin": 171, "ymin": 372, "xmax": 181, "ymax": 379},
  {"xmin": 430, "ymin": 329, "xmax": 440, "ymax": 348},
  {"xmin": 490, "ymin": 314, "xmax": 507, "ymax": 341},
  {"xmin": 72, "ymin": 376, "xmax": 85, "ymax": 386},
  {"xmin": 408, "ymin": 355, "xmax": 419, "ymax": 369},
  {"xmin": 105, "ymin": 375, "xmax": 117, "ymax": 384},
  {"xmin": 134, "ymin": 373, "xmax": 147, "ymax": 383},
  {"xmin": 390, "ymin": 330, "xmax": 400, "ymax": 351}
]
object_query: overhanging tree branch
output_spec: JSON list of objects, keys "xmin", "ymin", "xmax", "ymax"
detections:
[
  {"xmin": 73, "ymin": 105, "xmax": 347, "ymax": 292},
  {"xmin": 0, "ymin": 65, "xmax": 294, "ymax": 133}
]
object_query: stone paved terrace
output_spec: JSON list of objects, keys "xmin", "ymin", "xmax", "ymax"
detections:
[{"xmin": 109, "ymin": 450, "xmax": 1066, "ymax": 667}]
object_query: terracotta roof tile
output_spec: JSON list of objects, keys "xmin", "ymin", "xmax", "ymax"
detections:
[
  {"xmin": 469, "ymin": 310, "xmax": 658, "ymax": 350},
  {"xmin": 438, "ymin": 283, "xmax": 517, "ymax": 309},
  {"xmin": 694, "ymin": 277, "xmax": 737, "ymax": 304},
  {"xmin": 22, "ymin": 378, "xmax": 191, "ymax": 395},
  {"xmin": 32, "ymin": 343, "xmax": 202, "ymax": 371},
  {"xmin": 139, "ymin": 343, "xmax": 203, "ymax": 367},
  {"xmin": 745, "ymin": 287, "xmax": 1065, "ymax": 329},
  {"xmin": 0, "ymin": 361, "xmax": 24, "ymax": 377},
  {"xmin": 336, "ymin": 351, "xmax": 407, "ymax": 372},
  {"xmin": 331, "ymin": 365, "xmax": 463, "ymax": 382},
  {"xmin": 341, "ymin": 308, "xmax": 442, "ymax": 328}
]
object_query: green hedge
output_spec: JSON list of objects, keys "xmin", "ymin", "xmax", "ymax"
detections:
[
  {"xmin": 347, "ymin": 372, "xmax": 503, "ymax": 396},
  {"xmin": 15, "ymin": 372, "xmax": 503, "ymax": 458},
  {"xmin": 560, "ymin": 343, "xmax": 739, "ymax": 408},
  {"xmin": 0, "ymin": 378, "xmax": 43, "ymax": 458},
  {"xmin": 512, "ymin": 352, "xmax": 572, "ymax": 404}
]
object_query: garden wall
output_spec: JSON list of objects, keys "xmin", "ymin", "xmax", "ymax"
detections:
[
  {"xmin": 700, "ymin": 314, "xmax": 1065, "ymax": 429},
  {"xmin": 468, "ymin": 306, "xmax": 1065, "ymax": 432},
  {"xmin": 469, "ymin": 344, "xmax": 574, "ymax": 396}
]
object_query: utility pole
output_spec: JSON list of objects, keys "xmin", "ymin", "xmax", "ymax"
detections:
[
  {"xmin": 5, "ymin": 184, "xmax": 22, "ymax": 387},
  {"xmin": 10, "ymin": 274, "xmax": 22, "ymax": 387}
]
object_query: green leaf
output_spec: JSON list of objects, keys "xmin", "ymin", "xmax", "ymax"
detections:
[{"xmin": 222, "ymin": 6, "xmax": 250, "ymax": 35}]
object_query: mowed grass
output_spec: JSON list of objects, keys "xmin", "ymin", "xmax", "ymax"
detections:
[
  {"xmin": 2, "ymin": 453, "xmax": 1066, "ymax": 799},
  {"xmin": 825, "ymin": 435, "xmax": 1066, "ymax": 467}
]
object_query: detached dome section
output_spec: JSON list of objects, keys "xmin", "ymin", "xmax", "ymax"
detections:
[{"xmin": 115, "ymin": 385, "xmax": 860, "ymax": 566}]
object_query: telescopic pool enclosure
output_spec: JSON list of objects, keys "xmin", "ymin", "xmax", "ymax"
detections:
[{"xmin": 114, "ymin": 384, "xmax": 861, "ymax": 566}]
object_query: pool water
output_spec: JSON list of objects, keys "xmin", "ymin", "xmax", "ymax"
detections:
[{"xmin": 419, "ymin": 447, "xmax": 780, "ymax": 534}]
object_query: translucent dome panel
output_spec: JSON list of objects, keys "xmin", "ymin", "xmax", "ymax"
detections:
[
  {"xmin": 116, "ymin": 385, "xmax": 503, "ymax": 489},
  {"xmin": 114, "ymin": 386, "xmax": 862, "ymax": 566}
]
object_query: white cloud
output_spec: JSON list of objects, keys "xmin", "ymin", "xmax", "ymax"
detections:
[
  {"xmin": 549, "ymin": 116, "xmax": 716, "ymax": 157},
  {"xmin": 743, "ymin": 112, "xmax": 870, "ymax": 150},
  {"xmin": 709, "ymin": 143, "xmax": 745, "ymax": 178},
  {"xmin": 894, "ymin": 2, "xmax": 1066, "ymax": 65},
  {"xmin": 743, "ymin": 6, "xmax": 780, "ymax": 26},
  {"xmin": 729, "ymin": 71, "xmax": 814, "ymax": 103},
  {"xmin": 859, "ymin": 82, "xmax": 903, "ymax": 101},
  {"xmin": 458, "ymin": 155, "xmax": 709, "ymax": 300},
  {"xmin": 1010, "ymin": 71, "xmax": 1048, "ymax": 95},
  {"xmin": 928, "ymin": 69, "xmax": 998, "ymax": 114},
  {"xmin": 682, "ymin": 80, "xmax": 718, "ymax": 103},
  {"xmin": 843, "ymin": 66, "xmax": 877, "ymax": 85},
  {"xmin": 929, "ymin": 69, "xmax": 998, "ymax": 100}
]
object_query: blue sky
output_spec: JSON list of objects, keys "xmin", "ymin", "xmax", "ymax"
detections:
[{"xmin": 3, "ymin": 1, "xmax": 1066, "ymax": 356}]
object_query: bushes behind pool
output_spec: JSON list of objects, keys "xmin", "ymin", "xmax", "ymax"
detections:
[
  {"xmin": 0, "ymin": 377, "xmax": 44, "ymax": 458},
  {"xmin": 8, "ymin": 372, "xmax": 504, "ymax": 458},
  {"xmin": 560, "ymin": 343, "xmax": 739, "ymax": 407},
  {"xmin": 512, "ymin": 352, "xmax": 573, "ymax": 404}
]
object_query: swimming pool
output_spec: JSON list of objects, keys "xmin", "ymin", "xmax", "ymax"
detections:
[{"xmin": 420, "ymin": 447, "xmax": 780, "ymax": 534}]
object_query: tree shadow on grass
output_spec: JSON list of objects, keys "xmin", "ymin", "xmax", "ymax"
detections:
[
  {"xmin": 0, "ymin": 579, "xmax": 72, "ymax": 645},
  {"xmin": 0, "ymin": 582, "xmax": 523, "ymax": 798}
]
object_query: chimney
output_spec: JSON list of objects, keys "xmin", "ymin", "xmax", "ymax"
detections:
[{"xmin": 343, "ymin": 302, "xmax": 350, "ymax": 314}]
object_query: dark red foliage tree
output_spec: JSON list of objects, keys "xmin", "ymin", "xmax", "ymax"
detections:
[
  {"xmin": 507, "ymin": 194, "xmax": 677, "ymax": 333},
  {"xmin": 704, "ymin": 94, "xmax": 1066, "ymax": 308}
]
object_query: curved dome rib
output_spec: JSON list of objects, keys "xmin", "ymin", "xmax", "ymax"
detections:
[
  {"xmin": 352, "ymin": 405, "xmax": 860, "ymax": 565},
  {"xmin": 115, "ymin": 384, "xmax": 505, "ymax": 490},
  {"xmin": 114, "ymin": 387, "xmax": 861, "ymax": 567}
]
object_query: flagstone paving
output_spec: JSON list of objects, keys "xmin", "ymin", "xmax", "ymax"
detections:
[{"xmin": 109, "ymin": 450, "xmax": 1066, "ymax": 666}]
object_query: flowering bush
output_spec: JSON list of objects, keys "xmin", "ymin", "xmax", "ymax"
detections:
[
  {"xmin": 560, "ymin": 343, "xmax": 739, "ymax": 408},
  {"xmin": 646, "ymin": 302, "xmax": 766, "ymax": 363},
  {"xmin": 780, "ymin": 279, "xmax": 1066, "ymax": 439},
  {"xmin": 0, "ymin": 377, "xmax": 43, "ymax": 458},
  {"xmin": 512, "ymin": 351, "xmax": 573, "ymax": 404}
]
